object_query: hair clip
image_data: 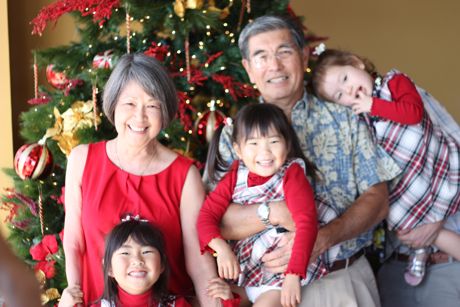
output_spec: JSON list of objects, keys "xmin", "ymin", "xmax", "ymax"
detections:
[
  {"xmin": 313, "ymin": 43, "xmax": 326, "ymax": 56},
  {"xmin": 121, "ymin": 214, "xmax": 148, "ymax": 223},
  {"xmin": 224, "ymin": 117, "xmax": 233, "ymax": 126}
]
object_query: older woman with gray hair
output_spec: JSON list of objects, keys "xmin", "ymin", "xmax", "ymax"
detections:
[{"xmin": 62, "ymin": 53, "xmax": 219, "ymax": 306}]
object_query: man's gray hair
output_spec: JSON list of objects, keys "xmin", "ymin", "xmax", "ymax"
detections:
[
  {"xmin": 102, "ymin": 53, "xmax": 178, "ymax": 129},
  {"xmin": 238, "ymin": 15, "xmax": 305, "ymax": 60}
]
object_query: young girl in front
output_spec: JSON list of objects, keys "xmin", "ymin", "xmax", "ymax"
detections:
[
  {"xmin": 59, "ymin": 217, "xmax": 239, "ymax": 306},
  {"xmin": 310, "ymin": 48, "xmax": 460, "ymax": 286},
  {"xmin": 198, "ymin": 103, "xmax": 330, "ymax": 307}
]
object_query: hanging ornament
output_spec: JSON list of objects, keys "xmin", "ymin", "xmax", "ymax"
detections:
[
  {"xmin": 45, "ymin": 64, "xmax": 69, "ymax": 90},
  {"xmin": 14, "ymin": 142, "xmax": 53, "ymax": 180},
  {"xmin": 92, "ymin": 50, "xmax": 114, "ymax": 69},
  {"xmin": 173, "ymin": 0, "xmax": 185, "ymax": 18},
  {"xmin": 186, "ymin": 0, "xmax": 204, "ymax": 9},
  {"xmin": 194, "ymin": 101, "xmax": 226, "ymax": 144},
  {"xmin": 36, "ymin": 270, "xmax": 60, "ymax": 305}
]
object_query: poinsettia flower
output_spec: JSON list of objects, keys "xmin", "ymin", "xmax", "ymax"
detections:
[
  {"xmin": 30, "ymin": 234, "xmax": 59, "ymax": 261},
  {"xmin": 35, "ymin": 260, "xmax": 56, "ymax": 279}
]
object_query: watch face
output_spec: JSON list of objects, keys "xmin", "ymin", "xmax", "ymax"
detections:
[{"xmin": 258, "ymin": 204, "xmax": 269, "ymax": 219}]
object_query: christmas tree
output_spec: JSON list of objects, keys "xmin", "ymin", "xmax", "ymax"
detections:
[{"xmin": 2, "ymin": 0, "xmax": 317, "ymax": 305}]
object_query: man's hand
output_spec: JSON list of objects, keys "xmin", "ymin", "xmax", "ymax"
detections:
[
  {"xmin": 397, "ymin": 221, "xmax": 444, "ymax": 248},
  {"xmin": 261, "ymin": 232, "xmax": 294, "ymax": 273},
  {"xmin": 310, "ymin": 227, "xmax": 334, "ymax": 261},
  {"xmin": 269, "ymin": 201, "xmax": 295, "ymax": 231}
]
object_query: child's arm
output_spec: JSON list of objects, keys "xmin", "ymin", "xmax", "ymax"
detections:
[
  {"xmin": 434, "ymin": 228, "xmax": 460, "ymax": 261},
  {"xmin": 370, "ymin": 74, "xmax": 424, "ymax": 124},
  {"xmin": 197, "ymin": 162, "xmax": 238, "ymax": 253},
  {"xmin": 208, "ymin": 238, "xmax": 240, "ymax": 280},
  {"xmin": 281, "ymin": 274, "xmax": 301, "ymax": 307},
  {"xmin": 282, "ymin": 163, "xmax": 318, "ymax": 277},
  {"xmin": 197, "ymin": 161, "xmax": 240, "ymax": 280}
]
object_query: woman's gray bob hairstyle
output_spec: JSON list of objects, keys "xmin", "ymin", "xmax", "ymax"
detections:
[{"xmin": 102, "ymin": 53, "xmax": 178, "ymax": 128}]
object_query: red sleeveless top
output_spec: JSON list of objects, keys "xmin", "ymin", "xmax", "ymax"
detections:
[{"xmin": 79, "ymin": 141, "xmax": 194, "ymax": 305}]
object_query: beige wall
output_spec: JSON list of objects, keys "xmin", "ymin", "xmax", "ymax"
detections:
[
  {"xmin": 292, "ymin": 0, "xmax": 460, "ymax": 121},
  {"xmin": 1, "ymin": 0, "xmax": 12, "ymax": 235}
]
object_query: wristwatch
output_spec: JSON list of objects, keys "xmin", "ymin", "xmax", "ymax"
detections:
[{"xmin": 257, "ymin": 202, "xmax": 271, "ymax": 227}]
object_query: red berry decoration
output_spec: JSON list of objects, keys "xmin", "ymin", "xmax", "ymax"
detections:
[
  {"xmin": 92, "ymin": 50, "xmax": 114, "ymax": 69},
  {"xmin": 195, "ymin": 109, "xmax": 226, "ymax": 144},
  {"xmin": 46, "ymin": 64, "xmax": 69, "ymax": 90},
  {"xmin": 14, "ymin": 143, "xmax": 53, "ymax": 180}
]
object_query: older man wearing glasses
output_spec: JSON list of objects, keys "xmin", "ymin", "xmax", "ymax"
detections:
[{"xmin": 202, "ymin": 15, "xmax": 402, "ymax": 307}]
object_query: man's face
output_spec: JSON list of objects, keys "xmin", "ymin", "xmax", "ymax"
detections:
[{"xmin": 242, "ymin": 29, "xmax": 308, "ymax": 113}]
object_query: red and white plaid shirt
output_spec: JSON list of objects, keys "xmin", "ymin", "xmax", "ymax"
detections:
[{"xmin": 367, "ymin": 70, "xmax": 460, "ymax": 231}]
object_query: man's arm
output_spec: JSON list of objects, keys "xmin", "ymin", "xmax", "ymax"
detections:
[
  {"xmin": 262, "ymin": 182, "xmax": 389, "ymax": 271},
  {"xmin": 311, "ymin": 182, "xmax": 389, "ymax": 259}
]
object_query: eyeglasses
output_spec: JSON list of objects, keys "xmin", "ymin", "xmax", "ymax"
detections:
[{"xmin": 250, "ymin": 46, "xmax": 298, "ymax": 69}]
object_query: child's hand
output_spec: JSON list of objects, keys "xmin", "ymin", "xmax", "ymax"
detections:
[
  {"xmin": 215, "ymin": 244, "xmax": 240, "ymax": 280},
  {"xmin": 281, "ymin": 274, "xmax": 300, "ymax": 307},
  {"xmin": 58, "ymin": 285, "xmax": 83, "ymax": 307},
  {"xmin": 351, "ymin": 90, "xmax": 373, "ymax": 114},
  {"xmin": 206, "ymin": 277, "xmax": 234, "ymax": 301}
]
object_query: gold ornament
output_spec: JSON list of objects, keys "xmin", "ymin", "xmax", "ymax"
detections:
[
  {"xmin": 36, "ymin": 270, "xmax": 61, "ymax": 305},
  {"xmin": 173, "ymin": 0, "xmax": 185, "ymax": 18},
  {"xmin": 41, "ymin": 288, "xmax": 60, "ymax": 305},
  {"xmin": 186, "ymin": 0, "xmax": 204, "ymax": 9},
  {"xmin": 44, "ymin": 100, "xmax": 101, "ymax": 156}
]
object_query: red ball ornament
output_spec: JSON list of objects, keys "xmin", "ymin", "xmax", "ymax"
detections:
[
  {"xmin": 92, "ymin": 50, "xmax": 114, "ymax": 69},
  {"xmin": 46, "ymin": 65, "xmax": 69, "ymax": 90},
  {"xmin": 195, "ymin": 109, "xmax": 226, "ymax": 143},
  {"xmin": 14, "ymin": 143, "xmax": 53, "ymax": 180}
]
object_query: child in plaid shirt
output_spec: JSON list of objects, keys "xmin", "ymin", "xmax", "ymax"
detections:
[
  {"xmin": 311, "ymin": 48, "xmax": 460, "ymax": 287},
  {"xmin": 197, "ymin": 103, "xmax": 332, "ymax": 307}
]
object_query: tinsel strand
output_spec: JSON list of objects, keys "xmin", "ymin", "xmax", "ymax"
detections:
[
  {"xmin": 33, "ymin": 53, "xmax": 38, "ymax": 99},
  {"xmin": 185, "ymin": 36, "xmax": 191, "ymax": 82},
  {"xmin": 92, "ymin": 85, "xmax": 99, "ymax": 131},
  {"xmin": 237, "ymin": 0, "xmax": 246, "ymax": 31},
  {"xmin": 125, "ymin": 8, "xmax": 131, "ymax": 54},
  {"xmin": 38, "ymin": 183, "xmax": 45, "ymax": 236}
]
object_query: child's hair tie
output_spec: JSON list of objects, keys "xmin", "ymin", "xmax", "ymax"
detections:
[
  {"xmin": 313, "ymin": 43, "xmax": 326, "ymax": 56},
  {"xmin": 120, "ymin": 213, "xmax": 148, "ymax": 223},
  {"xmin": 224, "ymin": 117, "xmax": 233, "ymax": 127}
]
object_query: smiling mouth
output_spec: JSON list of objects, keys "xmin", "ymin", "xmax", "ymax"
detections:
[
  {"xmin": 128, "ymin": 271, "xmax": 147, "ymax": 277},
  {"xmin": 129, "ymin": 125, "xmax": 148, "ymax": 132},
  {"xmin": 267, "ymin": 76, "xmax": 288, "ymax": 83},
  {"xmin": 257, "ymin": 160, "xmax": 273, "ymax": 166}
]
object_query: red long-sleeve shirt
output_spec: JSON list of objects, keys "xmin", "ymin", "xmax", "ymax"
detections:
[
  {"xmin": 371, "ymin": 74, "xmax": 424, "ymax": 124},
  {"xmin": 197, "ymin": 160, "xmax": 318, "ymax": 278}
]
